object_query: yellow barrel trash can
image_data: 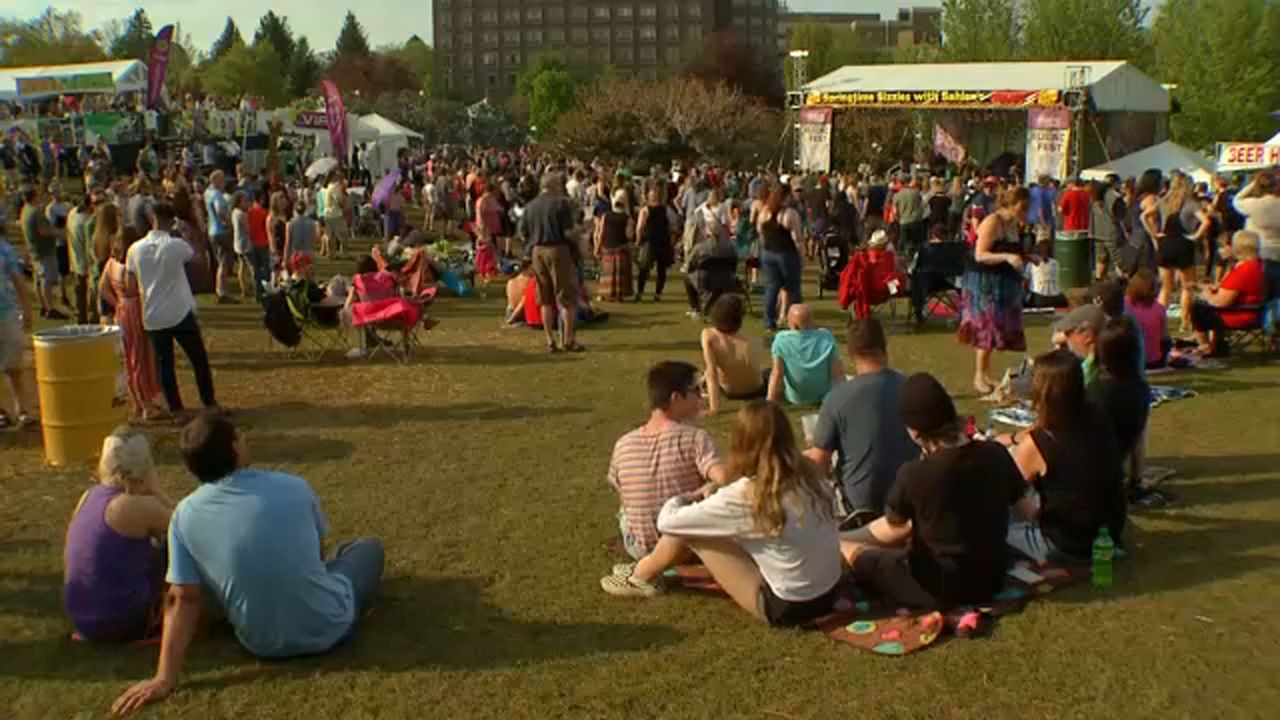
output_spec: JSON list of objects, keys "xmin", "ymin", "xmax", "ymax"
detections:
[{"xmin": 33, "ymin": 325, "xmax": 124, "ymax": 467}]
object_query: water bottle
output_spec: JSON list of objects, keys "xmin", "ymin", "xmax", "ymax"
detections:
[{"xmin": 1092, "ymin": 527, "xmax": 1115, "ymax": 588}]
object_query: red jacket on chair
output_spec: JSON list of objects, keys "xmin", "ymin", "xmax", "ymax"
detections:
[{"xmin": 838, "ymin": 249, "xmax": 904, "ymax": 320}]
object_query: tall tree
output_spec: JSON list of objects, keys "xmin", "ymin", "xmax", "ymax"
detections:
[
  {"xmin": 253, "ymin": 11, "xmax": 295, "ymax": 70},
  {"xmin": 108, "ymin": 9, "xmax": 154, "ymax": 61},
  {"xmin": 204, "ymin": 37, "xmax": 288, "ymax": 107},
  {"xmin": 209, "ymin": 18, "xmax": 243, "ymax": 62},
  {"xmin": 0, "ymin": 9, "xmax": 107, "ymax": 67},
  {"xmin": 1153, "ymin": 0, "xmax": 1280, "ymax": 150},
  {"xmin": 939, "ymin": 0, "xmax": 1021, "ymax": 61},
  {"xmin": 1022, "ymin": 0, "xmax": 1151, "ymax": 67},
  {"xmin": 327, "ymin": 53, "xmax": 418, "ymax": 99},
  {"xmin": 528, "ymin": 69, "xmax": 577, "ymax": 138},
  {"xmin": 289, "ymin": 36, "xmax": 322, "ymax": 99},
  {"xmin": 335, "ymin": 11, "xmax": 371, "ymax": 57},
  {"xmin": 784, "ymin": 22, "xmax": 868, "ymax": 88},
  {"xmin": 395, "ymin": 35, "xmax": 435, "ymax": 97},
  {"xmin": 684, "ymin": 30, "xmax": 784, "ymax": 106}
]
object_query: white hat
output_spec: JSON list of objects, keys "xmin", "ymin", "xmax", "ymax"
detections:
[{"xmin": 868, "ymin": 229, "xmax": 889, "ymax": 248}]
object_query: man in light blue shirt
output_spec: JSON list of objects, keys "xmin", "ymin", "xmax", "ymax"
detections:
[
  {"xmin": 768, "ymin": 304, "xmax": 844, "ymax": 406},
  {"xmin": 203, "ymin": 170, "xmax": 235, "ymax": 304},
  {"xmin": 111, "ymin": 412, "xmax": 384, "ymax": 715}
]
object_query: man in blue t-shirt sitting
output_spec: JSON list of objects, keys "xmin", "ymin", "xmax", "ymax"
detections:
[
  {"xmin": 805, "ymin": 318, "xmax": 919, "ymax": 528},
  {"xmin": 768, "ymin": 304, "xmax": 844, "ymax": 406},
  {"xmin": 111, "ymin": 412, "xmax": 384, "ymax": 716}
]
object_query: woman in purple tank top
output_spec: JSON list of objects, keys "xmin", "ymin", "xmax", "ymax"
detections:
[{"xmin": 63, "ymin": 428, "xmax": 172, "ymax": 642}]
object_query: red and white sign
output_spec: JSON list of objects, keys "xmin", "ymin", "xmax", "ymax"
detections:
[{"xmin": 1218, "ymin": 142, "xmax": 1280, "ymax": 171}]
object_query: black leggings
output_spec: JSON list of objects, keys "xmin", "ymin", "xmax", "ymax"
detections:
[
  {"xmin": 635, "ymin": 262, "xmax": 668, "ymax": 300},
  {"xmin": 1188, "ymin": 300, "xmax": 1227, "ymax": 349}
]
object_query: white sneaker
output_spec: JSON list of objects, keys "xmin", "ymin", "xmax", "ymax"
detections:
[{"xmin": 686, "ymin": 310, "xmax": 702, "ymax": 321}]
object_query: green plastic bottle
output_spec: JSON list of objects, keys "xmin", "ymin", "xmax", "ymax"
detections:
[{"xmin": 1092, "ymin": 527, "xmax": 1115, "ymax": 588}]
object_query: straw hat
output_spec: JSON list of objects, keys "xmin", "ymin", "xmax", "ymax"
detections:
[{"xmin": 868, "ymin": 229, "xmax": 890, "ymax": 248}]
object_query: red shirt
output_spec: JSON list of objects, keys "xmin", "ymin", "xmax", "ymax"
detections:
[
  {"xmin": 1059, "ymin": 188, "xmax": 1091, "ymax": 232},
  {"xmin": 247, "ymin": 205, "xmax": 270, "ymax": 249},
  {"xmin": 1218, "ymin": 258, "xmax": 1265, "ymax": 328}
]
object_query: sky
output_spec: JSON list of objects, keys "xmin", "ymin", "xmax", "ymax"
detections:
[{"xmin": 6, "ymin": 0, "xmax": 943, "ymax": 55}]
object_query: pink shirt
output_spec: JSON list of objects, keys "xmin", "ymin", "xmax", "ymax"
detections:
[{"xmin": 1125, "ymin": 299, "xmax": 1166, "ymax": 366}]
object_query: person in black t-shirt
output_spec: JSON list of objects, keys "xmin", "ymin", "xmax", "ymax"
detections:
[
  {"xmin": 1007, "ymin": 349, "xmax": 1127, "ymax": 563},
  {"xmin": 842, "ymin": 373, "xmax": 1027, "ymax": 610}
]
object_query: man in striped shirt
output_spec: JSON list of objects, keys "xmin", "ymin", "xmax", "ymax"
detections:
[{"xmin": 609, "ymin": 361, "xmax": 726, "ymax": 560}]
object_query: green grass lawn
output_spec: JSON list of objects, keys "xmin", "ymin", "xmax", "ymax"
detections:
[{"xmin": 3, "ymin": 242, "xmax": 1280, "ymax": 719}]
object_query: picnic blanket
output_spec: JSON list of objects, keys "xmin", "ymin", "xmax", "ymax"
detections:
[
  {"xmin": 606, "ymin": 538, "xmax": 1090, "ymax": 656},
  {"xmin": 991, "ymin": 385, "xmax": 1198, "ymax": 429}
]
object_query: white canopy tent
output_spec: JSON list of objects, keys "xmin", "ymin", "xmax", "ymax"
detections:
[
  {"xmin": 355, "ymin": 114, "xmax": 422, "ymax": 176},
  {"xmin": 0, "ymin": 60, "xmax": 147, "ymax": 101},
  {"xmin": 804, "ymin": 61, "xmax": 1171, "ymax": 114},
  {"xmin": 1082, "ymin": 141, "xmax": 1216, "ymax": 184}
]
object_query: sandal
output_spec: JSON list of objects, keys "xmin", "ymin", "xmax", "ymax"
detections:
[
  {"xmin": 16, "ymin": 413, "xmax": 36, "ymax": 429},
  {"xmin": 564, "ymin": 342, "xmax": 587, "ymax": 353},
  {"xmin": 547, "ymin": 342, "xmax": 563, "ymax": 354},
  {"xmin": 0, "ymin": 412, "xmax": 12, "ymax": 430}
]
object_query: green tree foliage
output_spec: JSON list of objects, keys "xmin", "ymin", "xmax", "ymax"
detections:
[
  {"xmin": 1153, "ymin": 0, "xmax": 1280, "ymax": 149},
  {"xmin": 253, "ymin": 11, "xmax": 296, "ymax": 70},
  {"xmin": 209, "ymin": 18, "xmax": 243, "ymax": 62},
  {"xmin": 516, "ymin": 53, "xmax": 570, "ymax": 100},
  {"xmin": 203, "ymin": 38, "xmax": 288, "ymax": 107},
  {"xmin": 107, "ymin": 9, "xmax": 153, "ymax": 62},
  {"xmin": 939, "ymin": 0, "xmax": 1021, "ymax": 61},
  {"xmin": 394, "ymin": 36, "xmax": 435, "ymax": 97},
  {"xmin": 1022, "ymin": 0, "xmax": 1151, "ymax": 67},
  {"xmin": 784, "ymin": 22, "xmax": 868, "ymax": 84},
  {"xmin": 335, "ymin": 11, "xmax": 371, "ymax": 58},
  {"xmin": 0, "ymin": 9, "xmax": 107, "ymax": 67},
  {"xmin": 528, "ymin": 69, "xmax": 577, "ymax": 138},
  {"xmin": 289, "ymin": 36, "xmax": 322, "ymax": 99}
]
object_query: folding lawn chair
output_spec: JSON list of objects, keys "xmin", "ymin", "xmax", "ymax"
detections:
[
  {"xmin": 838, "ymin": 248, "xmax": 906, "ymax": 321},
  {"xmin": 351, "ymin": 271, "xmax": 427, "ymax": 364},
  {"xmin": 911, "ymin": 241, "xmax": 969, "ymax": 325},
  {"xmin": 283, "ymin": 280, "xmax": 348, "ymax": 361},
  {"xmin": 1219, "ymin": 303, "xmax": 1278, "ymax": 355}
]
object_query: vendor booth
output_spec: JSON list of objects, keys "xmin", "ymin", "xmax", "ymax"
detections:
[
  {"xmin": 358, "ymin": 113, "xmax": 423, "ymax": 176},
  {"xmin": 0, "ymin": 60, "xmax": 147, "ymax": 102},
  {"xmin": 1082, "ymin": 141, "xmax": 1216, "ymax": 184},
  {"xmin": 1216, "ymin": 133, "xmax": 1280, "ymax": 173},
  {"xmin": 801, "ymin": 61, "xmax": 1171, "ymax": 179}
]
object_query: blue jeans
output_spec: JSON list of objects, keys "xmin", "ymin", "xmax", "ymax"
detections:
[
  {"xmin": 1265, "ymin": 259, "xmax": 1280, "ymax": 302},
  {"xmin": 761, "ymin": 250, "xmax": 802, "ymax": 330},
  {"xmin": 249, "ymin": 246, "xmax": 272, "ymax": 300},
  {"xmin": 327, "ymin": 538, "xmax": 385, "ymax": 616}
]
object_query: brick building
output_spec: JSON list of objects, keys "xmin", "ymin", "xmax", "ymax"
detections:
[
  {"xmin": 777, "ymin": 6, "xmax": 942, "ymax": 55},
  {"xmin": 434, "ymin": 0, "xmax": 781, "ymax": 99}
]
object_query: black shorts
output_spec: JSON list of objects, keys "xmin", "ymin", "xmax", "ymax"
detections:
[
  {"xmin": 56, "ymin": 244, "xmax": 70, "ymax": 277},
  {"xmin": 852, "ymin": 547, "xmax": 942, "ymax": 611},
  {"xmin": 757, "ymin": 582, "xmax": 838, "ymax": 628}
]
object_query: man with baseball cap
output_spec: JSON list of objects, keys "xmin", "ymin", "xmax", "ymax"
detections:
[
  {"xmin": 840, "ymin": 373, "xmax": 1027, "ymax": 610},
  {"xmin": 1052, "ymin": 303, "xmax": 1106, "ymax": 386}
]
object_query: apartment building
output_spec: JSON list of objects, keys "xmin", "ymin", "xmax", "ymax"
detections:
[{"xmin": 434, "ymin": 0, "xmax": 781, "ymax": 98}]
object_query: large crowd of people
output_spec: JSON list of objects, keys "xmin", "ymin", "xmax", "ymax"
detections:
[{"xmin": 2, "ymin": 121, "xmax": 1279, "ymax": 715}]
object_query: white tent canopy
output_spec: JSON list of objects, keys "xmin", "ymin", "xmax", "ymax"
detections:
[
  {"xmin": 0, "ymin": 60, "xmax": 147, "ymax": 100},
  {"xmin": 1082, "ymin": 141, "xmax": 1216, "ymax": 184},
  {"xmin": 804, "ymin": 61, "xmax": 1170, "ymax": 113},
  {"xmin": 361, "ymin": 113, "xmax": 423, "ymax": 140}
]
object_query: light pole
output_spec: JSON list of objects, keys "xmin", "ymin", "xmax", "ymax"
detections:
[{"xmin": 787, "ymin": 49, "xmax": 809, "ymax": 170}]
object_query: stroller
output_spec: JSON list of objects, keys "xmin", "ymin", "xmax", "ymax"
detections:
[{"xmin": 817, "ymin": 229, "xmax": 850, "ymax": 300}]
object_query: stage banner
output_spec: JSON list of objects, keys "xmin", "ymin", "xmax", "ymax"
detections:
[
  {"xmin": 1026, "ymin": 108, "xmax": 1071, "ymax": 181},
  {"xmin": 933, "ymin": 123, "xmax": 966, "ymax": 164},
  {"xmin": 1217, "ymin": 142, "xmax": 1280, "ymax": 171},
  {"xmin": 146, "ymin": 24, "xmax": 175, "ymax": 110},
  {"xmin": 806, "ymin": 89, "xmax": 1062, "ymax": 109},
  {"xmin": 798, "ymin": 107, "xmax": 833, "ymax": 173},
  {"xmin": 15, "ymin": 72, "xmax": 114, "ymax": 98},
  {"xmin": 321, "ymin": 80, "xmax": 348, "ymax": 163}
]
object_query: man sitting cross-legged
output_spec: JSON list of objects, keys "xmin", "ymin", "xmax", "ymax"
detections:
[
  {"xmin": 601, "ymin": 361, "xmax": 727, "ymax": 589},
  {"xmin": 804, "ymin": 318, "xmax": 919, "ymax": 529},
  {"xmin": 111, "ymin": 412, "xmax": 385, "ymax": 716},
  {"xmin": 840, "ymin": 373, "xmax": 1027, "ymax": 611}
]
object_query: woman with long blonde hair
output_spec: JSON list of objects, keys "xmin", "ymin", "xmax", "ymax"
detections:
[
  {"xmin": 601, "ymin": 400, "xmax": 842, "ymax": 627},
  {"xmin": 63, "ymin": 428, "xmax": 172, "ymax": 642},
  {"xmin": 1156, "ymin": 173, "xmax": 1205, "ymax": 326}
]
